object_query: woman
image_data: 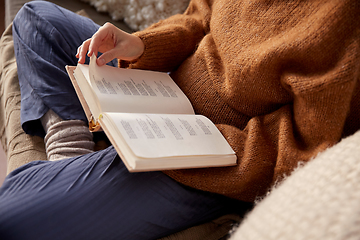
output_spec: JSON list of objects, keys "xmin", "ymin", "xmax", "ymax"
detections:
[{"xmin": 1, "ymin": 0, "xmax": 359, "ymax": 239}]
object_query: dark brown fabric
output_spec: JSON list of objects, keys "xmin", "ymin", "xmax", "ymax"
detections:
[{"xmin": 124, "ymin": 0, "xmax": 360, "ymax": 201}]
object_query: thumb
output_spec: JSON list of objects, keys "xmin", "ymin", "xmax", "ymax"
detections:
[{"xmin": 96, "ymin": 49, "xmax": 118, "ymax": 66}]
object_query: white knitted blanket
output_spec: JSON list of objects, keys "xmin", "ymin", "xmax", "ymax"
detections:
[
  {"xmin": 81, "ymin": 0, "xmax": 190, "ymax": 31},
  {"xmin": 230, "ymin": 130, "xmax": 360, "ymax": 240}
]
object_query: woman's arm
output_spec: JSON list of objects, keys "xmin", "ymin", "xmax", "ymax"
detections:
[{"xmin": 77, "ymin": 0, "xmax": 211, "ymax": 72}]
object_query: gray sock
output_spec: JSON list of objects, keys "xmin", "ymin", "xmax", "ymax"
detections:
[{"xmin": 40, "ymin": 110, "xmax": 94, "ymax": 161}]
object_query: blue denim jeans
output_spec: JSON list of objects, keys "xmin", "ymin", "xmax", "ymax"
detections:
[{"xmin": 0, "ymin": 1, "xmax": 248, "ymax": 239}]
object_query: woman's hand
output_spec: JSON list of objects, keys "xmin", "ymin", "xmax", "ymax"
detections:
[{"xmin": 76, "ymin": 22, "xmax": 144, "ymax": 66}]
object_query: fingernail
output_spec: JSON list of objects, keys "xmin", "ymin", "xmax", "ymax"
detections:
[{"xmin": 98, "ymin": 58, "xmax": 105, "ymax": 66}]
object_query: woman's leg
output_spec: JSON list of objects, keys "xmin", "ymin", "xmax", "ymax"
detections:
[
  {"xmin": 0, "ymin": 147, "xmax": 242, "ymax": 240},
  {"xmin": 12, "ymin": 1, "xmax": 117, "ymax": 137}
]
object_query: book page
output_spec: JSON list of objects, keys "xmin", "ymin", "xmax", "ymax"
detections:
[
  {"xmin": 73, "ymin": 65, "xmax": 102, "ymax": 121},
  {"xmin": 77, "ymin": 55, "xmax": 195, "ymax": 115},
  {"xmin": 102, "ymin": 112, "xmax": 235, "ymax": 159}
]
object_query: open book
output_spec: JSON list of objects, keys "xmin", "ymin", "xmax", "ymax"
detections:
[{"xmin": 65, "ymin": 56, "xmax": 236, "ymax": 172}]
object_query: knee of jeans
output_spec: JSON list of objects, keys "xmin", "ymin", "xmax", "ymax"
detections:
[
  {"xmin": 12, "ymin": 1, "xmax": 56, "ymax": 47},
  {"xmin": 14, "ymin": 1, "xmax": 42, "ymax": 21},
  {"xmin": 13, "ymin": 2, "xmax": 38, "ymax": 35},
  {"xmin": 13, "ymin": 1, "xmax": 56, "ymax": 31}
]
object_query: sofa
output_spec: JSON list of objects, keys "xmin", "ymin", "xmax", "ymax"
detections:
[{"xmin": 1, "ymin": 1, "xmax": 360, "ymax": 239}]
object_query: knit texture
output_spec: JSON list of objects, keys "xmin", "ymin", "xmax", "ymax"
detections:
[
  {"xmin": 0, "ymin": 24, "xmax": 47, "ymax": 173},
  {"xmin": 41, "ymin": 110, "xmax": 94, "ymax": 161},
  {"xmin": 230, "ymin": 129, "xmax": 360, "ymax": 240},
  {"xmin": 123, "ymin": 0, "xmax": 360, "ymax": 201}
]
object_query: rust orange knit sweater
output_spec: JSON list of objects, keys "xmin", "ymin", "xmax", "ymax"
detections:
[{"xmin": 122, "ymin": 0, "xmax": 360, "ymax": 202}]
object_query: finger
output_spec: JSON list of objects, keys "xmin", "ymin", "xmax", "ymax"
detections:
[
  {"xmin": 75, "ymin": 45, "xmax": 85, "ymax": 59},
  {"xmin": 78, "ymin": 39, "xmax": 91, "ymax": 64},
  {"xmin": 75, "ymin": 46, "xmax": 80, "ymax": 59},
  {"xmin": 97, "ymin": 49, "xmax": 118, "ymax": 66},
  {"xmin": 88, "ymin": 23, "xmax": 113, "ymax": 57}
]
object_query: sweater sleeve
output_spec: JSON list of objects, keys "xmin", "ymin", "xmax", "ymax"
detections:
[
  {"xmin": 122, "ymin": 0, "xmax": 211, "ymax": 72},
  {"xmin": 164, "ymin": 0, "xmax": 360, "ymax": 202}
]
